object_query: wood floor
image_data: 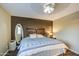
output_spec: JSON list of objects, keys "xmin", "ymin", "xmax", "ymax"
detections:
[
  {"xmin": 5, "ymin": 49, "xmax": 79, "ymax": 56},
  {"xmin": 59, "ymin": 49, "xmax": 79, "ymax": 56},
  {"xmin": 64, "ymin": 50, "xmax": 79, "ymax": 56},
  {"xmin": 5, "ymin": 49, "xmax": 18, "ymax": 56}
]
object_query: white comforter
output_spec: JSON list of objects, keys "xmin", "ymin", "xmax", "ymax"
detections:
[{"xmin": 17, "ymin": 37, "xmax": 68, "ymax": 56}]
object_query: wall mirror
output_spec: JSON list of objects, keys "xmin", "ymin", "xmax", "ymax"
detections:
[{"xmin": 15, "ymin": 24, "xmax": 24, "ymax": 44}]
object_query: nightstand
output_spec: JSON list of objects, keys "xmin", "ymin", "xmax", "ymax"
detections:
[
  {"xmin": 49, "ymin": 36, "xmax": 53, "ymax": 38},
  {"xmin": 53, "ymin": 37, "xmax": 56, "ymax": 39},
  {"xmin": 49, "ymin": 35, "xmax": 53, "ymax": 38},
  {"xmin": 9, "ymin": 40, "xmax": 16, "ymax": 51}
]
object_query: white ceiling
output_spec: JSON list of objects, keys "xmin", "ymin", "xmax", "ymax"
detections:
[{"xmin": 0, "ymin": 3, "xmax": 79, "ymax": 21}]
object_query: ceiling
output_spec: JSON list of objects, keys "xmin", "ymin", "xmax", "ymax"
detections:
[{"xmin": 0, "ymin": 3, "xmax": 79, "ymax": 21}]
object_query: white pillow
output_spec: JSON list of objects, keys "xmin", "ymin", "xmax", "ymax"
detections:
[
  {"xmin": 36, "ymin": 34, "xmax": 44, "ymax": 38},
  {"xmin": 29, "ymin": 34, "xmax": 37, "ymax": 38}
]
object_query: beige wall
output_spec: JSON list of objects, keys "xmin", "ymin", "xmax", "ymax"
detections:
[
  {"xmin": 53, "ymin": 11, "xmax": 79, "ymax": 53},
  {"xmin": 0, "ymin": 7, "xmax": 11, "ymax": 55}
]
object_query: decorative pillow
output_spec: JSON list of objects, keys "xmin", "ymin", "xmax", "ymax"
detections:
[
  {"xmin": 29, "ymin": 34, "xmax": 37, "ymax": 38},
  {"xmin": 36, "ymin": 34, "xmax": 44, "ymax": 38}
]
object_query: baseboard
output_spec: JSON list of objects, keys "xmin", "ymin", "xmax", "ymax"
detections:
[
  {"xmin": 2, "ymin": 49, "xmax": 9, "ymax": 56},
  {"xmin": 68, "ymin": 48, "xmax": 79, "ymax": 55}
]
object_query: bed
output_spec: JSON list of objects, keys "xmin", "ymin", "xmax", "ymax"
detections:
[{"xmin": 17, "ymin": 28, "xmax": 68, "ymax": 56}]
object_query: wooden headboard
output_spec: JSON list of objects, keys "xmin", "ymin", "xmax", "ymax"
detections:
[{"xmin": 26, "ymin": 28, "xmax": 46, "ymax": 36}]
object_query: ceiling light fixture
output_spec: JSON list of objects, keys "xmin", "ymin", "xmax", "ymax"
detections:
[{"xmin": 43, "ymin": 3, "xmax": 55, "ymax": 14}]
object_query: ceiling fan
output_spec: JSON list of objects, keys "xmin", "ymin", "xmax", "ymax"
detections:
[{"xmin": 43, "ymin": 3, "xmax": 55, "ymax": 14}]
